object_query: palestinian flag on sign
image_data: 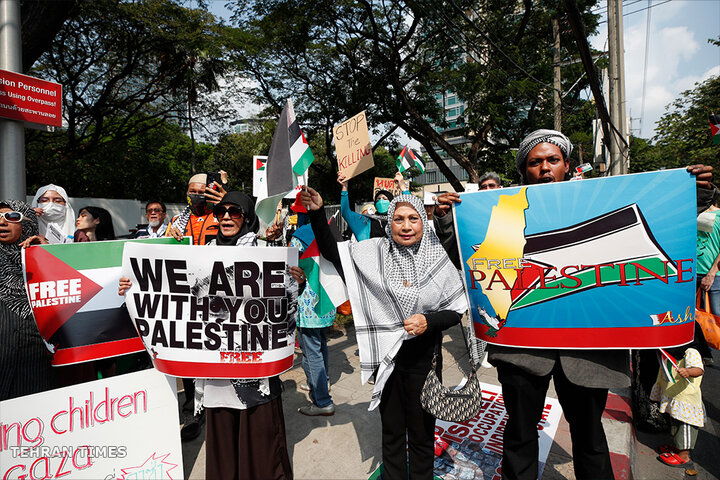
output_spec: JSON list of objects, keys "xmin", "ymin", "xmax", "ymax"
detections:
[
  {"xmin": 22, "ymin": 238, "xmax": 187, "ymax": 365},
  {"xmin": 256, "ymin": 99, "xmax": 315, "ymax": 225},
  {"xmin": 658, "ymin": 348, "xmax": 678, "ymax": 383},
  {"xmin": 710, "ymin": 113, "xmax": 720, "ymax": 145},
  {"xmin": 396, "ymin": 145, "xmax": 425, "ymax": 174},
  {"xmin": 505, "ymin": 204, "xmax": 677, "ymax": 311}
]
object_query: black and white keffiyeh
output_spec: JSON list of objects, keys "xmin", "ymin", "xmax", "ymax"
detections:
[
  {"xmin": 515, "ymin": 129, "xmax": 573, "ymax": 176},
  {"xmin": 0, "ymin": 200, "xmax": 39, "ymax": 318},
  {"xmin": 338, "ymin": 194, "xmax": 467, "ymax": 410}
]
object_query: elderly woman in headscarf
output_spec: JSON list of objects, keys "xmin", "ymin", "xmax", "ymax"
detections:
[
  {"xmin": 30, "ymin": 184, "xmax": 76, "ymax": 244},
  {"xmin": 0, "ymin": 200, "xmax": 55, "ymax": 400},
  {"xmin": 300, "ymin": 186, "xmax": 467, "ymax": 480},
  {"xmin": 119, "ymin": 191, "xmax": 297, "ymax": 479}
]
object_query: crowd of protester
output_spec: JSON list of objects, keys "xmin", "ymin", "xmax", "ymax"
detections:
[{"xmin": 0, "ymin": 129, "xmax": 716, "ymax": 480}]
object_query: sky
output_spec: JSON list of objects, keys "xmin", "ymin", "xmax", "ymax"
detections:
[
  {"xmin": 590, "ymin": 0, "xmax": 719, "ymax": 139},
  {"xmin": 206, "ymin": 1, "xmax": 719, "ymax": 144}
]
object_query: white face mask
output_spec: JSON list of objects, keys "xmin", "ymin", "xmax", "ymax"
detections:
[{"xmin": 38, "ymin": 202, "xmax": 67, "ymax": 223}]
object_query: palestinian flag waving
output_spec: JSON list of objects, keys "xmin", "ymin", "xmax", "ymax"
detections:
[
  {"xmin": 710, "ymin": 113, "xmax": 720, "ymax": 145},
  {"xmin": 22, "ymin": 238, "xmax": 187, "ymax": 365},
  {"xmin": 295, "ymin": 214, "xmax": 348, "ymax": 316},
  {"xmin": 256, "ymin": 99, "xmax": 315, "ymax": 225},
  {"xmin": 396, "ymin": 145, "xmax": 425, "ymax": 174},
  {"xmin": 658, "ymin": 348, "xmax": 678, "ymax": 383}
]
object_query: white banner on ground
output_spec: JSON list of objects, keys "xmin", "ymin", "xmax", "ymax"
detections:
[
  {"xmin": 0, "ymin": 369, "xmax": 182, "ymax": 480},
  {"xmin": 122, "ymin": 243, "xmax": 298, "ymax": 379},
  {"xmin": 433, "ymin": 382, "xmax": 562, "ymax": 480}
]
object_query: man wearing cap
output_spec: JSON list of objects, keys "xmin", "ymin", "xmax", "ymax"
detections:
[
  {"xmin": 165, "ymin": 171, "xmax": 227, "ymax": 441},
  {"xmin": 434, "ymin": 129, "xmax": 715, "ymax": 480},
  {"xmin": 166, "ymin": 172, "xmax": 226, "ymax": 245}
]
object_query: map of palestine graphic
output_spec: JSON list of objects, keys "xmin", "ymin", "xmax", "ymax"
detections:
[{"xmin": 466, "ymin": 188, "xmax": 529, "ymax": 320}]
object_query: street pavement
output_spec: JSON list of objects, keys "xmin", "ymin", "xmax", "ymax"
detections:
[
  {"xmin": 632, "ymin": 348, "xmax": 719, "ymax": 480},
  {"xmin": 177, "ymin": 323, "xmax": 719, "ymax": 480}
]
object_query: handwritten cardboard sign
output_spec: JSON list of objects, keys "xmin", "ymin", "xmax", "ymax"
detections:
[
  {"xmin": 334, "ymin": 111, "xmax": 374, "ymax": 179},
  {"xmin": 372, "ymin": 177, "xmax": 403, "ymax": 199}
]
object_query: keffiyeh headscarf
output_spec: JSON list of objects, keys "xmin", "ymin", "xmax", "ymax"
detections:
[
  {"xmin": 515, "ymin": 129, "xmax": 573, "ymax": 176},
  {"xmin": 338, "ymin": 194, "xmax": 468, "ymax": 410},
  {"xmin": 0, "ymin": 200, "xmax": 39, "ymax": 318}
]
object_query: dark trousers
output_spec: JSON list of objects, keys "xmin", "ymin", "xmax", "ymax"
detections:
[
  {"xmin": 181, "ymin": 377, "xmax": 195, "ymax": 419},
  {"xmin": 379, "ymin": 370, "xmax": 436, "ymax": 480},
  {"xmin": 497, "ymin": 362, "xmax": 614, "ymax": 480},
  {"xmin": 205, "ymin": 398, "xmax": 293, "ymax": 480}
]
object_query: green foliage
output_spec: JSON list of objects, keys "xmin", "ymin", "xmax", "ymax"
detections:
[
  {"xmin": 206, "ymin": 120, "xmax": 277, "ymax": 194},
  {"xmin": 226, "ymin": 0, "xmax": 601, "ymax": 188},
  {"xmin": 26, "ymin": 117, "xmax": 211, "ymax": 201},
  {"xmin": 653, "ymin": 75, "xmax": 720, "ymax": 173},
  {"xmin": 628, "ymin": 74, "xmax": 720, "ymax": 183},
  {"xmin": 26, "ymin": 0, "xmax": 231, "ymax": 179}
]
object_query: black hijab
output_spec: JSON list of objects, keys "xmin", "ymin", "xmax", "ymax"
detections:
[
  {"xmin": 0, "ymin": 200, "xmax": 39, "ymax": 318},
  {"xmin": 215, "ymin": 192, "xmax": 259, "ymax": 246}
]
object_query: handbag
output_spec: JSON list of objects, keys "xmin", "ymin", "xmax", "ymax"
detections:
[
  {"xmin": 696, "ymin": 290, "xmax": 720, "ymax": 349},
  {"xmin": 420, "ymin": 319, "xmax": 484, "ymax": 423}
]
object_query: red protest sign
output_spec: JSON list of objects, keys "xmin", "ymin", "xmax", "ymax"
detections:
[{"xmin": 0, "ymin": 69, "xmax": 62, "ymax": 127}]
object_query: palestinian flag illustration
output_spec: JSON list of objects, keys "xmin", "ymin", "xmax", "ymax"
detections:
[
  {"xmin": 508, "ymin": 203, "xmax": 677, "ymax": 311},
  {"xmin": 396, "ymin": 145, "xmax": 425, "ymax": 174},
  {"xmin": 710, "ymin": 113, "xmax": 720, "ymax": 145},
  {"xmin": 252, "ymin": 155, "xmax": 267, "ymax": 199},
  {"xmin": 22, "ymin": 238, "xmax": 186, "ymax": 365}
]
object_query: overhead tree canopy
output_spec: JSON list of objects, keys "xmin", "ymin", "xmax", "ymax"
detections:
[{"xmin": 227, "ymin": 0, "xmax": 600, "ymax": 190}]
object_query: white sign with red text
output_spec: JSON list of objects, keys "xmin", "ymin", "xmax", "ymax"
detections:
[
  {"xmin": 0, "ymin": 69, "xmax": 62, "ymax": 127},
  {"xmin": 0, "ymin": 369, "xmax": 182, "ymax": 480},
  {"xmin": 433, "ymin": 382, "xmax": 561, "ymax": 480}
]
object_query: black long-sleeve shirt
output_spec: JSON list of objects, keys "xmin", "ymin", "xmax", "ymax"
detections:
[{"xmin": 309, "ymin": 205, "xmax": 461, "ymax": 374}]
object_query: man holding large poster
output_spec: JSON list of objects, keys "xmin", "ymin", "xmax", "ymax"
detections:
[{"xmin": 434, "ymin": 129, "xmax": 715, "ymax": 480}]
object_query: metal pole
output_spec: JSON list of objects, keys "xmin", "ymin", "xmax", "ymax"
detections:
[
  {"xmin": 617, "ymin": 1, "xmax": 628, "ymax": 173},
  {"xmin": 0, "ymin": 0, "xmax": 26, "ymax": 200},
  {"xmin": 607, "ymin": 0, "xmax": 628, "ymax": 175},
  {"xmin": 553, "ymin": 18, "xmax": 562, "ymax": 132}
]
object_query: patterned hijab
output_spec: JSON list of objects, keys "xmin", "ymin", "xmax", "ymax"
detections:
[
  {"xmin": 515, "ymin": 129, "xmax": 573, "ymax": 178},
  {"xmin": 0, "ymin": 200, "xmax": 39, "ymax": 318},
  {"xmin": 340, "ymin": 194, "xmax": 468, "ymax": 409}
]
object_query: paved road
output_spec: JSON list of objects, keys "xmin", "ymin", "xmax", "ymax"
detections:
[
  {"xmin": 178, "ymin": 323, "xmax": 639, "ymax": 480},
  {"xmin": 633, "ymin": 348, "xmax": 719, "ymax": 479}
]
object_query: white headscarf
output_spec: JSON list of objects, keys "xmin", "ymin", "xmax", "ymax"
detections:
[{"xmin": 31, "ymin": 184, "xmax": 76, "ymax": 242}]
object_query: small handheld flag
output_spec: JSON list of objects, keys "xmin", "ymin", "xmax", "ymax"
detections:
[
  {"xmin": 396, "ymin": 145, "xmax": 425, "ymax": 174},
  {"xmin": 710, "ymin": 113, "xmax": 720, "ymax": 145},
  {"xmin": 658, "ymin": 348, "xmax": 678, "ymax": 383}
]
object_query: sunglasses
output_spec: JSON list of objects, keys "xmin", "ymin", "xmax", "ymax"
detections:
[
  {"xmin": 0, "ymin": 211, "xmax": 31, "ymax": 223},
  {"xmin": 213, "ymin": 205, "xmax": 244, "ymax": 219},
  {"xmin": 146, "ymin": 208, "xmax": 165, "ymax": 214}
]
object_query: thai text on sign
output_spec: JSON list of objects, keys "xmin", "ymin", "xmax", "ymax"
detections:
[{"xmin": 0, "ymin": 69, "xmax": 62, "ymax": 127}]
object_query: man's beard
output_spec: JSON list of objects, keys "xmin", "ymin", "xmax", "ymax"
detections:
[{"xmin": 149, "ymin": 219, "xmax": 161, "ymax": 228}]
